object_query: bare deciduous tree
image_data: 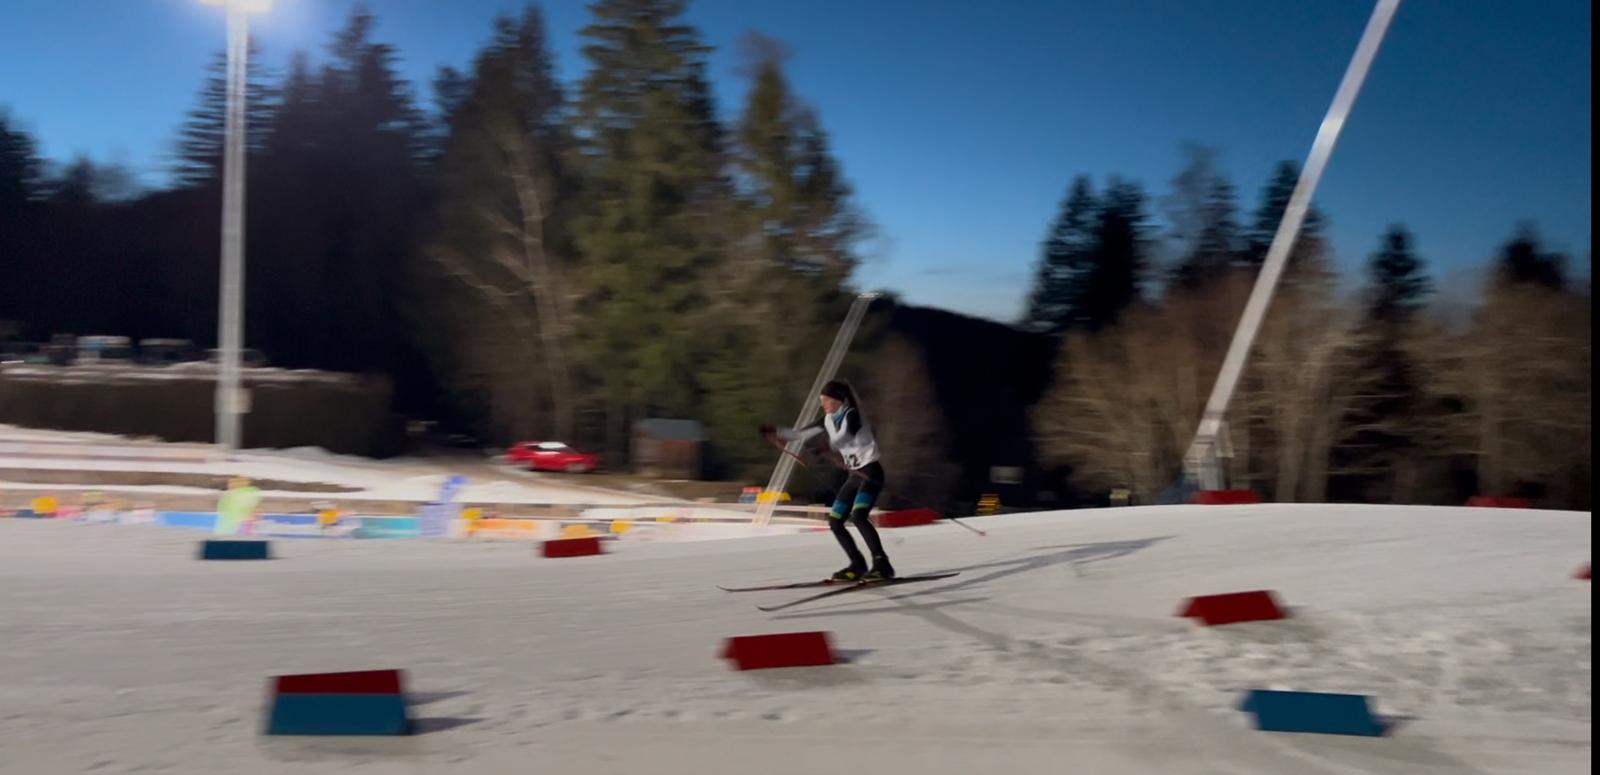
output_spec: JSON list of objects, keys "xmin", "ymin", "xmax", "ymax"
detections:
[
  {"xmin": 1426, "ymin": 282, "xmax": 1590, "ymax": 507},
  {"xmin": 1033, "ymin": 284, "xmax": 1246, "ymax": 501},
  {"xmin": 1036, "ymin": 258, "xmax": 1388, "ymax": 505},
  {"xmin": 866, "ymin": 334, "xmax": 958, "ymax": 511},
  {"xmin": 1245, "ymin": 280, "xmax": 1375, "ymax": 502}
]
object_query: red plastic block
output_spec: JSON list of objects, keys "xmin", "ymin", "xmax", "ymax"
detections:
[
  {"xmin": 1178, "ymin": 590, "xmax": 1288, "ymax": 626},
  {"xmin": 542, "ymin": 536, "xmax": 604, "ymax": 558},
  {"xmin": 721, "ymin": 631, "xmax": 836, "ymax": 671},
  {"xmin": 1466, "ymin": 496, "xmax": 1531, "ymax": 508},
  {"xmin": 273, "ymin": 669, "xmax": 405, "ymax": 695},
  {"xmin": 1576, "ymin": 564, "xmax": 1591, "ymax": 581},
  {"xmin": 1191, "ymin": 490, "xmax": 1263, "ymax": 505},
  {"xmin": 876, "ymin": 508, "xmax": 940, "ymax": 528}
]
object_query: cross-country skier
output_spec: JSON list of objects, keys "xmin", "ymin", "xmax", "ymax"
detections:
[{"xmin": 761, "ymin": 379, "xmax": 895, "ymax": 582}]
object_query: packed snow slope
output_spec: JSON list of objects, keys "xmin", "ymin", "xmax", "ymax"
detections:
[{"xmin": 0, "ymin": 503, "xmax": 1589, "ymax": 775}]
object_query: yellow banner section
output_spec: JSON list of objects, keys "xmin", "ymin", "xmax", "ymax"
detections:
[{"xmin": 471, "ymin": 518, "xmax": 548, "ymax": 534}]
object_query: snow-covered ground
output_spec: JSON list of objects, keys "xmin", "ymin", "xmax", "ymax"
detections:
[{"xmin": 0, "ymin": 503, "xmax": 1588, "ymax": 774}]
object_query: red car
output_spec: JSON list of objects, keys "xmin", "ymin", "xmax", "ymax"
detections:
[{"xmin": 507, "ymin": 441, "xmax": 601, "ymax": 473}]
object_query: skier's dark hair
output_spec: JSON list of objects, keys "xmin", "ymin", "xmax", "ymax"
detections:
[{"xmin": 821, "ymin": 379, "xmax": 866, "ymax": 421}]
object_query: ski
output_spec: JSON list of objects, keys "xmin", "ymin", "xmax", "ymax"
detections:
[
  {"xmin": 755, "ymin": 572, "xmax": 961, "ymax": 612},
  {"xmin": 718, "ymin": 578, "xmax": 847, "ymax": 593}
]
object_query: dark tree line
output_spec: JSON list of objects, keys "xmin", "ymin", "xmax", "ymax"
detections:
[{"xmin": 2, "ymin": 12, "xmax": 430, "ymax": 382}]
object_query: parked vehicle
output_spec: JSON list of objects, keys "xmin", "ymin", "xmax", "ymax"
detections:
[
  {"xmin": 76, "ymin": 335, "xmax": 135, "ymax": 363},
  {"xmin": 0, "ymin": 342, "xmax": 43, "ymax": 364},
  {"xmin": 138, "ymin": 338, "xmax": 200, "ymax": 365},
  {"xmin": 506, "ymin": 441, "xmax": 602, "ymax": 473},
  {"xmin": 45, "ymin": 334, "xmax": 76, "ymax": 365}
]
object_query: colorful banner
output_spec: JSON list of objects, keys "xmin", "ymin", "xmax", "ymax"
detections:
[{"xmin": 156, "ymin": 511, "xmax": 412, "ymax": 539}]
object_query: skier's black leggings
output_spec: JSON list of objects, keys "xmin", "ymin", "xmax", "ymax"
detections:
[{"xmin": 829, "ymin": 461, "xmax": 887, "ymax": 566}]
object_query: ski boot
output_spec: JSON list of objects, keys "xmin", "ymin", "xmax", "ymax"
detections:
[
  {"xmin": 864, "ymin": 556, "xmax": 896, "ymax": 581},
  {"xmin": 831, "ymin": 562, "xmax": 867, "ymax": 582}
]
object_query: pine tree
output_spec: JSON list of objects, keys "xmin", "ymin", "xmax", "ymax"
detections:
[
  {"xmin": 241, "ymin": 51, "xmax": 325, "ymax": 367},
  {"xmin": 320, "ymin": 11, "xmax": 429, "ymax": 166},
  {"xmin": 428, "ymin": 65, "xmax": 471, "ymax": 159},
  {"xmin": 733, "ymin": 40, "xmax": 862, "ymax": 284},
  {"xmin": 246, "ymin": 10, "xmax": 428, "ymax": 373},
  {"xmin": 0, "ymin": 110, "xmax": 42, "ymax": 206},
  {"xmin": 0, "ymin": 112, "xmax": 44, "ymax": 327},
  {"xmin": 172, "ymin": 39, "xmax": 276, "ymax": 188},
  {"xmin": 34, "ymin": 157, "xmax": 127, "ymax": 336},
  {"xmin": 1085, "ymin": 177, "xmax": 1151, "ymax": 330},
  {"xmin": 1494, "ymin": 222, "xmax": 1567, "ymax": 290},
  {"xmin": 1241, "ymin": 160, "xmax": 1326, "ymax": 280},
  {"xmin": 1023, "ymin": 175, "xmax": 1149, "ymax": 333},
  {"xmin": 1335, "ymin": 225, "xmax": 1435, "ymax": 503},
  {"xmin": 1163, "ymin": 145, "xmax": 1240, "ymax": 291},
  {"xmin": 1366, "ymin": 224, "xmax": 1430, "ymax": 323},
  {"xmin": 264, "ymin": 53, "xmax": 318, "ymax": 159},
  {"xmin": 569, "ymin": 0, "xmax": 727, "ymax": 456},
  {"xmin": 1022, "ymin": 176, "xmax": 1098, "ymax": 333},
  {"xmin": 695, "ymin": 32, "xmax": 866, "ymax": 477}
]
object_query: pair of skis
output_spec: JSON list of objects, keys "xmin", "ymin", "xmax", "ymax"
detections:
[{"xmin": 720, "ymin": 571, "xmax": 960, "ymax": 612}]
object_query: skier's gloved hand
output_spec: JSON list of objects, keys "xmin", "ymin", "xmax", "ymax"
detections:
[{"xmin": 758, "ymin": 424, "xmax": 776, "ymax": 441}]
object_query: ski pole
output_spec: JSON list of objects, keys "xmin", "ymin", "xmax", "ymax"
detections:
[
  {"xmin": 770, "ymin": 441, "xmax": 810, "ymax": 469},
  {"xmin": 942, "ymin": 514, "xmax": 987, "ymax": 537}
]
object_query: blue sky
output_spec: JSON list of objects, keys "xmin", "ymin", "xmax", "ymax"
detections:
[{"xmin": 0, "ymin": 0, "xmax": 1590, "ymax": 321}]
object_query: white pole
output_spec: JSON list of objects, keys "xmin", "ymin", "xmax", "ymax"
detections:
[
  {"xmin": 215, "ymin": 5, "xmax": 249, "ymax": 454},
  {"xmin": 1184, "ymin": 0, "xmax": 1401, "ymax": 488},
  {"xmin": 753, "ymin": 292, "xmax": 878, "ymax": 526}
]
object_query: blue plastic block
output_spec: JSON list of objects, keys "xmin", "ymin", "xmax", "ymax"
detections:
[
  {"xmin": 162, "ymin": 511, "xmax": 220, "ymax": 530},
  {"xmin": 1239, "ymin": 689, "xmax": 1385, "ymax": 736},
  {"xmin": 265, "ymin": 693, "xmax": 412, "ymax": 736},
  {"xmin": 198, "ymin": 539, "xmax": 271, "ymax": 560}
]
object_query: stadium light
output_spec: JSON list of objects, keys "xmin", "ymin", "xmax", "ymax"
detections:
[
  {"xmin": 201, "ymin": 0, "xmax": 271, "ymax": 455},
  {"xmin": 1183, "ymin": 0, "xmax": 1400, "ymax": 491}
]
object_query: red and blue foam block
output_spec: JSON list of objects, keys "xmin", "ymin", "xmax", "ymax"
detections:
[{"xmin": 264, "ymin": 669, "xmax": 412, "ymax": 736}]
